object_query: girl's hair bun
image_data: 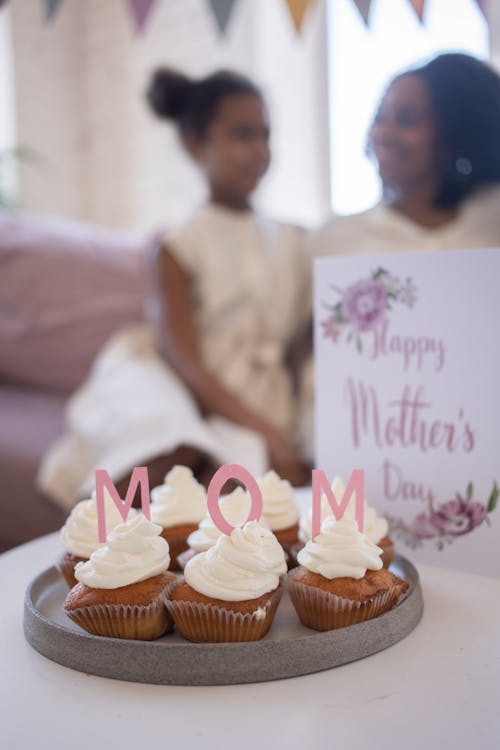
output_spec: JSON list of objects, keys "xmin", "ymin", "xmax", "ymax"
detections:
[
  {"xmin": 146, "ymin": 68, "xmax": 192, "ymax": 121},
  {"xmin": 146, "ymin": 67, "xmax": 262, "ymax": 138}
]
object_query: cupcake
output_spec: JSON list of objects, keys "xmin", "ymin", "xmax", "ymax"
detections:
[
  {"xmin": 65, "ymin": 514, "xmax": 176, "ymax": 640},
  {"xmin": 289, "ymin": 490, "xmax": 333, "ymax": 568},
  {"xmin": 288, "ymin": 515, "xmax": 408, "ymax": 631},
  {"xmin": 296, "ymin": 477, "xmax": 395, "ymax": 567},
  {"xmin": 342, "ymin": 480, "xmax": 395, "ymax": 567},
  {"xmin": 167, "ymin": 520, "xmax": 286, "ymax": 643},
  {"xmin": 257, "ymin": 471, "xmax": 300, "ymax": 562},
  {"xmin": 57, "ymin": 489, "xmax": 136, "ymax": 587},
  {"xmin": 150, "ymin": 465, "xmax": 207, "ymax": 570},
  {"xmin": 177, "ymin": 486, "xmax": 268, "ymax": 569}
]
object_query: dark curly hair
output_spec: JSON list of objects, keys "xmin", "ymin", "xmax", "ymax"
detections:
[
  {"xmin": 370, "ymin": 53, "xmax": 500, "ymax": 209},
  {"xmin": 414, "ymin": 53, "xmax": 500, "ymax": 207},
  {"xmin": 146, "ymin": 68, "xmax": 262, "ymax": 139}
]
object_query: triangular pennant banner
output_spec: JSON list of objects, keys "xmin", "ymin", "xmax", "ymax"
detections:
[
  {"xmin": 407, "ymin": 0, "xmax": 426, "ymax": 23},
  {"xmin": 283, "ymin": 0, "xmax": 316, "ymax": 34},
  {"xmin": 44, "ymin": 0, "xmax": 63, "ymax": 22},
  {"xmin": 473, "ymin": 0, "xmax": 487, "ymax": 18},
  {"xmin": 351, "ymin": 0, "xmax": 373, "ymax": 26},
  {"xmin": 207, "ymin": 0, "xmax": 238, "ymax": 35},
  {"xmin": 127, "ymin": 0, "xmax": 157, "ymax": 35}
]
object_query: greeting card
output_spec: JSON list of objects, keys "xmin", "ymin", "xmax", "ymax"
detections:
[{"xmin": 314, "ymin": 248, "xmax": 500, "ymax": 576}]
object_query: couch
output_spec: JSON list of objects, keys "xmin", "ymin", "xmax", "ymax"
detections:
[{"xmin": 0, "ymin": 211, "xmax": 156, "ymax": 551}]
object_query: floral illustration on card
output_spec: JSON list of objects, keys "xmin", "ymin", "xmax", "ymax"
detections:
[
  {"xmin": 321, "ymin": 268, "xmax": 417, "ymax": 352},
  {"xmin": 386, "ymin": 480, "xmax": 498, "ymax": 551}
]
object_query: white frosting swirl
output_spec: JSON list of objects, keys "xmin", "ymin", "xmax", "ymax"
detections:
[
  {"xmin": 297, "ymin": 516, "xmax": 383, "ymax": 579},
  {"xmin": 150, "ymin": 465, "xmax": 206, "ymax": 527},
  {"xmin": 187, "ymin": 487, "xmax": 268, "ymax": 553},
  {"xmin": 298, "ymin": 476, "xmax": 388, "ymax": 544},
  {"xmin": 74, "ymin": 514, "xmax": 170, "ymax": 589},
  {"xmin": 298, "ymin": 496, "xmax": 332, "ymax": 544},
  {"xmin": 258, "ymin": 470, "xmax": 299, "ymax": 531},
  {"xmin": 344, "ymin": 496, "xmax": 388, "ymax": 545},
  {"xmin": 60, "ymin": 490, "xmax": 137, "ymax": 558},
  {"xmin": 184, "ymin": 520, "xmax": 286, "ymax": 601}
]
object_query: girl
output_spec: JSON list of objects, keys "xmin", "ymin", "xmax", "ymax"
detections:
[{"xmin": 39, "ymin": 69, "xmax": 311, "ymax": 508}]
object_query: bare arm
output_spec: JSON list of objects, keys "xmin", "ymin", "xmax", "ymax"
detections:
[
  {"xmin": 285, "ymin": 318, "xmax": 313, "ymax": 395},
  {"xmin": 154, "ymin": 245, "xmax": 307, "ymax": 484}
]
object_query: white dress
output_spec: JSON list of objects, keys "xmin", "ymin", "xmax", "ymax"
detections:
[
  {"xmin": 38, "ymin": 204, "xmax": 311, "ymax": 509},
  {"xmin": 312, "ymin": 186, "xmax": 500, "ymax": 257}
]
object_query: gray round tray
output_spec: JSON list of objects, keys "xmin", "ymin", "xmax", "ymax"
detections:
[{"xmin": 23, "ymin": 556, "xmax": 423, "ymax": 686}]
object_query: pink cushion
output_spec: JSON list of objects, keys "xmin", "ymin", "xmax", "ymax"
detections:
[
  {"xmin": 0, "ymin": 212, "xmax": 154, "ymax": 393},
  {"xmin": 0, "ymin": 385, "xmax": 67, "ymax": 550}
]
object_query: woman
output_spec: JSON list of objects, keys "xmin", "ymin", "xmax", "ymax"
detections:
[{"xmin": 313, "ymin": 53, "xmax": 500, "ymax": 256}]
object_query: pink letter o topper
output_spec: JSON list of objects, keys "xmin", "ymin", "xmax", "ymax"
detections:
[
  {"xmin": 95, "ymin": 467, "xmax": 150, "ymax": 543},
  {"xmin": 207, "ymin": 464, "xmax": 263, "ymax": 535},
  {"xmin": 311, "ymin": 469, "xmax": 365, "ymax": 539}
]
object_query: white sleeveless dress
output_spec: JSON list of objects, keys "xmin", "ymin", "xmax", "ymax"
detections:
[{"xmin": 38, "ymin": 204, "xmax": 311, "ymax": 509}]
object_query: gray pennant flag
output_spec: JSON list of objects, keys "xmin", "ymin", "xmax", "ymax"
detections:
[
  {"xmin": 207, "ymin": 0, "xmax": 238, "ymax": 35},
  {"xmin": 127, "ymin": 0, "xmax": 157, "ymax": 35},
  {"xmin": 351, "ymin": 0, "xmax": 373, "ymax": 26},
  {"xmin": 44, "ymin": 0, "xmax": 63, "ymax": 23},
  {"xmin": 473, "ymin": 0, "xmax": 487, "ymax": 17}
]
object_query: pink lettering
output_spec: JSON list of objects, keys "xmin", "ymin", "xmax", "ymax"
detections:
[
  {"xmin": 381, "ymin": 459, "xmax": 435, "ymax": 505},
  {"xmin": 206, "ymin": 464, "xmax": 263, "ymax": 535},
  {"xmin": 429, "ymin": 420, "xmax": 443, "ymax": 448},
  {"xmin": 346, "ymin": 379, "xmax": 475, "ymax": 455},
  {"xmin": 312, "ymin": 469, "xmax": 364, "ymax": 538},
  {"xmin": 370, "ymin": 319, "xmax": 446, "ymax": 371},
  {"xmin": 464, "ymin": 422, "xmax": 475, "ymax": 452},
  {"xmin": 346, "ymin": 378, "xmax": 382, "ymax": 448},
  {"xmin": 95, "ymin": 467, "xmax": 150, "ymax": 543}
]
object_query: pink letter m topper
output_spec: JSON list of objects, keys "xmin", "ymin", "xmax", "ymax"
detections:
[
  {"xmin": 311, "ymin": 469, "xmax": 365, "ymax": 539},
  {"xmin": 95, "ymin": 467, "xmax": 151, "ymax": 543}
]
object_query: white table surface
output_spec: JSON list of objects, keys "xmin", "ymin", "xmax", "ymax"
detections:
[{"xmin": 2, "ymin": 522, "xmax": 500, "ymax": 749}]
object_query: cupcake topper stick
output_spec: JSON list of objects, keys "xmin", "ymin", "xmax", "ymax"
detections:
[
  {"xmin": 95, "ymin": 467, "xmax": 151, "ymax": 543},
  {"xmin": 207, "ymin": 463, "xmax": 263, "ymax": 535},
  {"xmin": 312, "ymin": 469, "xmax": 364, "ymax": 539}
]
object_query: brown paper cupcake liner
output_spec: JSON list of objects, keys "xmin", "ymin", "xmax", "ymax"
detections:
[
  {"xmin": 65, "ymin": 586, "xmax": 175, "ymax": 640},
  {"xmin": 166, "ymin": 585, "xmax": 283, "ymax": 643},
  {"xmin": 287, "ymin": 577, "xmax": 404, "ymax": 631}
]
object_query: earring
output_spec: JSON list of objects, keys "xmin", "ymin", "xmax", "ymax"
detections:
[{"xmin": 455, "ymin": 157, "xmax": 472, "ymax": 176}]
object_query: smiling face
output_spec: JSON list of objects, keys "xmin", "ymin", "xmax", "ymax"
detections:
[
  {"xmin": 188, "ymin": 93, "xmax": 271, "ymax": 206},
  {"xmin": 368, "ymin": 74, "xmax": 440, "ymax": 196}
]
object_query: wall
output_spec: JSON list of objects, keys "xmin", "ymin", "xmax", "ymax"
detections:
[
  {"xmin": 489, "ymin": 0, "xmax": 500, "ymax": 71},
  {"xmin": 252, "ymin": 0, "xmax": 331, "ymax": 226},
  {"xmin": 0, "ymin": 3, "xmax": 17, "ymax": 203},
  {"xmin": 6, "ymin": 0, "xmax": 330, "ymax": 232},
  {"xmin": 9, "ymin": 0, "xmax": 84, "ymax": 219}
]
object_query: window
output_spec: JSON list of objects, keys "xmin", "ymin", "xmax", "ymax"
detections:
[
  {"xmin": 328, "ymin": 0, "xmax": 489, "ymax": 215},
  {"xmin": 0, "ymin": 4, "xmax": 18, "ymax": 206}
]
